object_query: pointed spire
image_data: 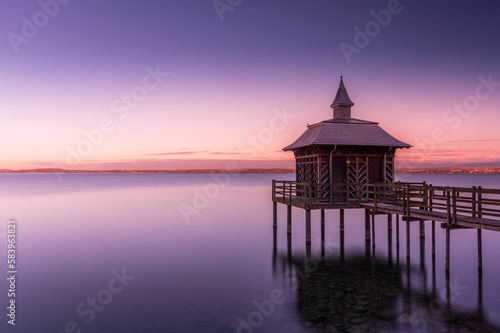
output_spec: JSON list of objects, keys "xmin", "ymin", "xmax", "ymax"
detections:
[
  {"xmin": 331, "ymin": 76, "xmax": 354, "ymax": 108},
  {"xmin": 331, "ymin": 76, "xmax": 354, "ymax": 119}
]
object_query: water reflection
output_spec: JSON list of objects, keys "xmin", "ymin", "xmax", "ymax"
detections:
[{"xmin": 273, "ymin": 214, "xmax": 498, "ymax": 333}]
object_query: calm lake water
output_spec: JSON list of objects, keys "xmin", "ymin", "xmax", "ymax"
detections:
[{"xmin": 0, "ymin": 173, "xmax": 499, "ymax": 332}]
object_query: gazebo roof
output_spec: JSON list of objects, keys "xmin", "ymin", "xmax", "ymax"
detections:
[
  {"xmin": 283, "ymin": 117, "xmax": 411, "ymax": 150},
  {"xmin": 283, "ymin": 77, "xmax": 411, "ymax": 151}
]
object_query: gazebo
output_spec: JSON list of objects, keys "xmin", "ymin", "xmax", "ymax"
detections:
[
  {"xmin": 283, "ymin": 77, "xmax": 410, "ymax": 200},
  {"xmin": 272, "ymin": 77, "xmax": 498, "ymax": 288}
]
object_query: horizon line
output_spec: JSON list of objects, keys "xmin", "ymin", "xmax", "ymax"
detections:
[{"xmin": 1, "ymin": 167, "xmax": 500, "ymax": 175}]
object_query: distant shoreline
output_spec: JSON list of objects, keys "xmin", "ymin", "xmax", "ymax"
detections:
[
  {"xmin": 397, "ymin": 168, "xmax": 500, "ymax": 175},
  {"xmin": 0, "ymin": 168, "xmax": 295, "ymax": 174},
  {"xmin": 1, "ymin": 168, "xmax": 500, "ymax": 175}
]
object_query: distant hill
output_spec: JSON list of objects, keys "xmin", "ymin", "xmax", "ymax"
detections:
[
  {"xmin": 0, "ymin": 168, "xmax": 296, "ymax": 174},
  {"xmin": 396, "ymin": 160, "xmax": 500, "ymax": 174},
  {"xmin": 2, "ymin": 164, "xmax": 500, "ymax": 175}
]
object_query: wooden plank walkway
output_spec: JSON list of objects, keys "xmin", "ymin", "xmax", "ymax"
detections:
[
  {"xmin": 272, "ymin": 180, "xmax": 500, "ymax": 232},
  {"xmin": 361, "ymin": 202, "xmax": 500, "ymax": 232}
]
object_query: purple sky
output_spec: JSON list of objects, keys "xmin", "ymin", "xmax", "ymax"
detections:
[{"xmin": 1, "ymin": 0, "xmax": 500, "ymax": 170}]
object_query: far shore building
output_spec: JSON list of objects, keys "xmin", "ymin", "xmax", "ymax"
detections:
[{"xmin": 283, "ymin": 77, "xmax": 410, "ymax": 200}]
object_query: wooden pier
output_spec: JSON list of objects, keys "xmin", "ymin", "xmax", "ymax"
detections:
[
  {"xmin": 274, "ymin": 77, "xmax": 500, "ymax": 288},
  {"xmin": 271, "ymin": 181, "xmax": 500, "ymax": 332},
  {"xmin": 272, "ymin": 180, "xmax": 500, "ymax": 231},
  {"xmin": 269, "ymin": 77, "xmax": 500, "ymax": 330},
  {"xmin": 272, "ymin": 179, "xmax": 500, "ymax": 279}
]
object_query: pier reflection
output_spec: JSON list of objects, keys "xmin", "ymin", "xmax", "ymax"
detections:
[{"xmin": 272, "ymin": 215, "xmax": 496, "ymax": 333}]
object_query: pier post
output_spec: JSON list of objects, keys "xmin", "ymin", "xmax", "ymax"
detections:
[
  {"xmin": 452, "ymin": 188, "xmax": 457, "ymax": 224},
  {"xmin": 365, "ymin": 209, "xmax": 371, "ymax": 243},
  {"xmin": 320, "ymin": 209, "xmax": 325, "ymax": 258},
  {"xmin": 419, "ymin": 221, "xmax": 425, "ymax": 239},
  {"xmin": 272, "ymin": 223, "xmax": 277, "ymax": 274},
  {"xmin": 445, "ymin": 224, "xmax": 451, "ymax": 313},
  {"xmin": 405, "ymin": 183, "xmax": 411, "ymax": 219},
  {"xmin": 477, "ymin": 228, "xmax": 483, "ymax": 314},
  {"xmin": 477, "ymin": 229, "xmax": 483, "ymax": 273},
  {"xmin": 419, "ymin": 226, "xmax": 425, "ymax": 271},
  {"xmin": 339, "ymin": 209, "xmax": 345, "ymax": 262},
  {"xmin": 371, "ymin": 214, "xmax": 376, "ymax": 253},
  {"xmin": 388, "ymin": 214, "xmax": 393, "ymax": 265},
  {"xmin": 396, "ymin": 214, "xmax": 400, "ymax": 266},
  {"xmin": 273, "ymin": 221, "xmax": 277, "ymax": 252},
  {"xmin": 305, "ymin": 209, "xmax": 311, "ymax": 243},
  {"xmin": 340, "ymin": 209, "xmax": 345, "ymax": 236},
  {"xmin": 423, "ymin": 181, "xmax": 428, "ymax": 210},
  {"xmin": 445, "ymin": 226, "xmax": 450, "ymax": 273},
  {"xmin": 445, "ymin": 227, "xmax": 451, "ymax": 312},
  {"xmin": 287, "ymin": 232, "xmax": 292, "ymax": 260},
  {"xmin": 446, "ymin": 189, "xmax": 452, "ymax": 224},
  {"xmin": 387, "ymin": 214, "xmax": 392, "ymax": 239},
  {"xmin": 419, "ymin": 222, "xmax": 427, "ymax": 292},
  {"xmin": 321, "ymin": 209, "xmax": 325, "ymax": 246},
  {"xmin": 365, "ymin": 209, "xmax": 371, "ymax": 257},
  {"xmin": 406, "ymin": 220, "xmax": 411, "ymax": 265},
  {"xmin": 287, "ymin": 205, "xmax": 292, "ymax": 235},
  {"xmin": 431, "ymin": 220, "xmax": 436, "ymax": 295},
  {"xmin": 305, "ymin": 209, "xmax": 311, "ymax": 257},
  {"xmin": 472, "ymin": 186, "xmax": 477, "ymax": 217},
  {"xmin": 478, "ymin": 186, "xmax": 483, "ymax": 218},
  {"xmin": 273, "ymin": 201, "xmax": 277, "ymax": 229},
  {"xmin": 431, "ymin": 221, "xmax": 436, "ymax": 258},
  {"xmin": 371, "ymin": 214, "xmax": 377, "ymax": 273}
]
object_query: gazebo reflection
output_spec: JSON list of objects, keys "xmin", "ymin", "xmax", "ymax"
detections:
[{"xmin": 272, "ymin": 223, "xmax": 497, "ymax": 333}]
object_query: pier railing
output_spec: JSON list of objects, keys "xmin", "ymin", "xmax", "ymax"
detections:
[
  {"xmin": 272, "ymin": 180, "xmax": 366, "ymax": 206},
  {"xmin": 272, "ymin": 180, "xmax": 500, "ymax": 223}
]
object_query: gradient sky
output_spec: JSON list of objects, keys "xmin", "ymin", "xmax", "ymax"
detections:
[{"xmin": 1, "ymin": 0, "xmax": 500, "ymax": 170}]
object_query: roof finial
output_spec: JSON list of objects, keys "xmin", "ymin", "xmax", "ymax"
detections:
[{"xmin": 331, "ymin": 77, "xmax": 354, "ymax": 109}]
